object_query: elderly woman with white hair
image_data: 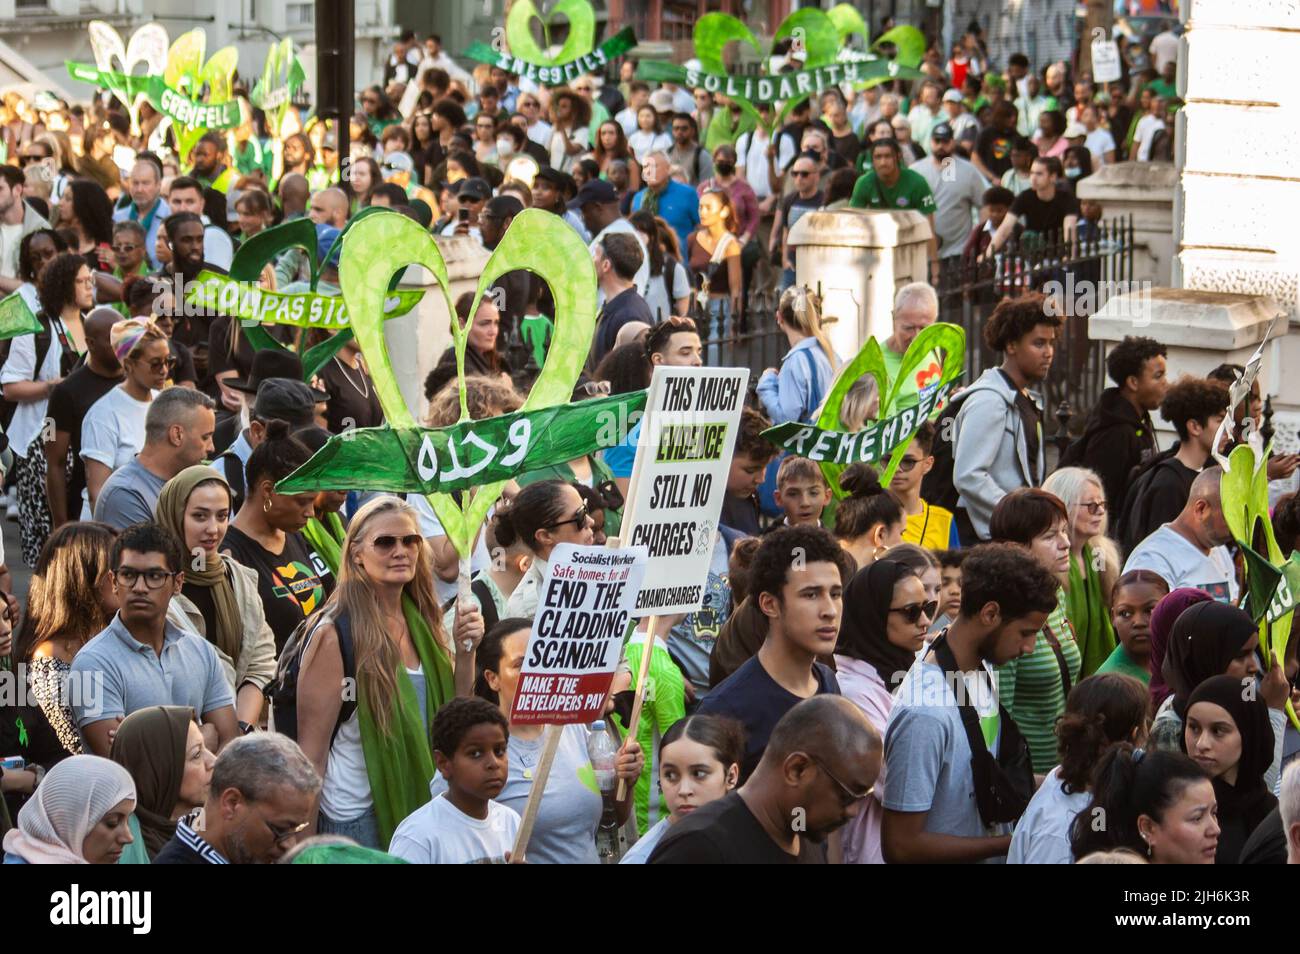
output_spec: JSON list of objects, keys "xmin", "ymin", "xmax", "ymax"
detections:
[
  {"xmin": 1042, "ymin": 466, "xmax": 1121, "ymax": 677},
  {"xmin": 3, "ymin": 755, "xmax": 137, "ymax": 864}
]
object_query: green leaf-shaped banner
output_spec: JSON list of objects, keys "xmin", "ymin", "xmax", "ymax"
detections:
[
  {"xmin": 163, "ymin": 29, "xmax": 239, "ymax": 157},
  {"xmin": 250, "ymin": 37, "xmax": 305, "ymax": 138},
  {"xmin": 0, "ymin": 291, "xmax": 43, "ymax": 340}
]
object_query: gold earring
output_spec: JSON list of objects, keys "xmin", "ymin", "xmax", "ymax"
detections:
[{"xmin": 262, "ymin": 495, "xmax": 272, "ymax": 514}]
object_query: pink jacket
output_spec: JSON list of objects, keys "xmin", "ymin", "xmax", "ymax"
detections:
[{"xmin": 833, "ymin": 654, "xmax": 895, "ymax": 864}]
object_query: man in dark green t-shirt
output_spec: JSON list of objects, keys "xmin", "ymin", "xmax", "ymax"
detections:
[{"xmin": 849, "ymin": 137, "xmax": 939, "ymax": 271}]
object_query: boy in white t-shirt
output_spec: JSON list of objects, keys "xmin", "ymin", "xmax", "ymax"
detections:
[{"xmin": 388, "ymin": 697, "xmax": 520, "ymax": 864}]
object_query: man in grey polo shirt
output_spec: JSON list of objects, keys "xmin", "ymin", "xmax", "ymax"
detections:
[
  {"xmin": 910, "ymin": 122, "xmax": 989, "ymax": 262},
  {"xmin": 94, "ymin": 387, "xmax": 217, "ymax": 530},
  {"xmin": 71, "ymin": 522, "xmax": 238, "ymax": 756}
]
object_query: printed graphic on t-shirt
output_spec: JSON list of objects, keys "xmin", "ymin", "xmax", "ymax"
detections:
[{"xmin": 271, "ymin": 555, "xmax": 328, "ymax": 616}]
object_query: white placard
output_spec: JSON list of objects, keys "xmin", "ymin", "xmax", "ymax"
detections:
[
  {"xmin": 1091, "ymin": 36, "xmax": 1121, "ymax": 84},
  {"xmin": 620, "ymin": 366, "xmax": 748, "ymax": 616}
]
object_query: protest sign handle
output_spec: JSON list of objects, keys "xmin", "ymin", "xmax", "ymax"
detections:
[
  {"xmin": 509, "ymin": 723, "xmax": 563, "ymax": 862},
  {"xmin": 614, "ymin": 615, "xmax": 659, "ymax": 801}
]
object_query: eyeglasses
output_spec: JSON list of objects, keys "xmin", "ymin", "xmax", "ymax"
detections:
[
  {"xmin": 262, "ymin": 815, "xmax": 311, "ymax": 847},
  {"xmin": 114, "ymin": 566, "xmax": 178, "ymax": 589},
  {"xmin": 111, "ymin": 243, "xmax": 140, "ymax": 254},
  {"xmin": 894, "ymin": 456, "xmax": 926, "ymax": 473},
  {"xmin": 546, "ymin": 505, "xmax": 589, "ymax": 531},
  {"xmin": 890, "ymin": 600, "xmax": 939, "ymax": 624},
  {"xmin": 790, "ymin": 169, "xmax": 816, "ymax": 178},
  {"xmin": 371, "ymin": 533, "xmax": 423, "ymax": 553},
  {"xmin": 806, "ymin": 752, "xmax": 873, "ymax": 807},
  {"xmin": 18, "ymin": 153, "xmax": 43, "ymax": 165},
  {"xmin": 1080, "ymin": 501, "xmax": 1106, "ymax": 515}
]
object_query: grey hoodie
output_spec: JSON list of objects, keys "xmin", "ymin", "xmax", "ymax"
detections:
[{"xmin": 952, "ymin": 366, "xmax": 1045, "ymax": 539}]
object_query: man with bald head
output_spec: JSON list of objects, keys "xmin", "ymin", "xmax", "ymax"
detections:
[
  {"xmin": 44, "ymin": 306, "xmax": 125, "ymax": 526},
  {"xmin": 278, "ymin": 173, "xmax": 310, "ymax": 220},
  {"xmin": 1124, "ymin": 465, "xmax": 1239, "ymax": 602},
  {"xmin": 309, "ymin": 187, "xmax": 349, "ymax": 230},
  {"xmin": 649, "ymin": 696, "xmax": 881, "ymax": 863}
]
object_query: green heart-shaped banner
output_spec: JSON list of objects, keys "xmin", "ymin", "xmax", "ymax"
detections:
[
  {"xmin": 278, "ymin": 390, "xmax": 646, "ymax": 496},
  {"xmin": 163, "ymin": 29, "xmax": 239, "ymax": 157},
  {"xmin": 505, "ymin": 0, "xmax": 595, "ymax": 66},
  {"xmin": 814, "ymin": 322, "xmax": 966, "ymax": 497},
  {"xmin": 330, "ymin": 208, "xmax": 598, "ymax": 559},
  {"xmin": 636, "ymin": 7, "xmax": 925, "ymax": 133},
  {"xmin": 1221, "ymin": 442, "xmax": 1298, "ymax": 729},
  {"xmin": 81, "ymin": 20, "xmax": 169, "ymax": 134},
  {"xmin": 0, "ymin": 291, "xmax": 43, "ymax": 340},
  {"xmin": 250, "ymin": 37, "xmax": 305, "ymax": 138}
]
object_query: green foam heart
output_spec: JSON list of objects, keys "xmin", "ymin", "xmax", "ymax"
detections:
[
  {"xmin": 505, "ymin": 0, "xmax": 596, "ymax": 68},
  {"xmin": 86, "ymin": 20, "xmax": 169, "ymax": 134},
  {"xmin": 816, "ymin": 322, "xmax": 966, "ymax": 497},
  {"xmin": 250, "ymin": 37, "xmax": 305, "ymax": 138},
  {"xmin": 163, "ymin": 29, "xmax": 238, "ymax": 158},
  {"xmin": 338, "ymin": 208, "xmax": 598, "ymax": 558}
]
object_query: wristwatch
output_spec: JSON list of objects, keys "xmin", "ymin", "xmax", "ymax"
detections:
[{"xmin": 238, "ymin": 720, "xmax": 257, "ymax": 735}]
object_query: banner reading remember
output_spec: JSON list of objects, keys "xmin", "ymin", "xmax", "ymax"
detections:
[
  {"xmin": 511, "ymin": 543, "xmax": 648, "ymax": 725},
  {"xmin": 620, "ymin": 366, "xmax": 747, "ymax": 616}
]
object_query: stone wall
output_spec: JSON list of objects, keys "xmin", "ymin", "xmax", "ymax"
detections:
[{"xmin": 1077, "ymin": 161, "xmax": 1177, "ymax": 288}]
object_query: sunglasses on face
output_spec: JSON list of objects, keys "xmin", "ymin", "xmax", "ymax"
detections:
[
  {"xmin": 18, "ymin": 154, "xmax": 43, "ymax": 165},
  {"xmin": 890, "ymin": 600, "xmax": 939, "ymax": 624},
  {"xmin": 791, "ymin": 169, "xmax": 815, "ymax": 178},
  {"xmin": 114, "ymin": 566, "xmax": 177, "ymax": 589},
  {"xmin": 895, "ymin": 456, "xmax": 926, "ymax": 472},
  {"xmin": 547, "ymin": 505, "xmax": 589, "ymax": 531},
  {"xmin": 371, "ymin": 533, "xmax": 423, "ymax": 553},
  {"xmin": 112, "ymin": 243, "xmax": 140, "ymax": 254},
  {"xmin": 143, "ymin": 355, "xmax": 177, "ymax": 373}
]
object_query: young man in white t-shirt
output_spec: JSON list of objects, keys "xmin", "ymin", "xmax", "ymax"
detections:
[
  {"xmin": 388, "ymin": 698, "xmax": 520, "ymax": 864},
  {"xmin": 1124, "ymin": 466, "xmax": 1240, "ymax": 603},
  {"xmin": 1133, "ymin": 91, "xmax": 1167, "ymax": 163}
]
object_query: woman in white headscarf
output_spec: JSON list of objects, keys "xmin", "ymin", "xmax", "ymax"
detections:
[{"xmin": 2, "ymin": 755, "xmax": 136, "ymax": 864}]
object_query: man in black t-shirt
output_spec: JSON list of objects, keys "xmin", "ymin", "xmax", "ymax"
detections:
[
  {"xmin": 981, "ymin": 156, "xmax": 1079, "ymax": 260},
  {"xmin": 773, "ymin": 154, "xmax": 824, "ymax": 288},
  {"xmin": 44, "ymin": 307, "xmax": 123, "ymax": 526},
  {"xmin": 650, "ymin": 695, "xmax": 881, "ymax": 863},
  {"xmin": 973, "ymin": 100, "xmax": 1018, "ymax": 181},
  {"xmin": 697, "ymin": 526, "xmax": 854, "ymax": 780}
]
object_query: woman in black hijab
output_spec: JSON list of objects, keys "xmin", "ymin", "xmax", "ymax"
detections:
[
  {"xmin": 1149, "ymin": 601, "xmax": 1261, "ymax": 752},
  {"xmin": 1184, "ymin": 675, "xmax": 1277, "ymax": 863}
]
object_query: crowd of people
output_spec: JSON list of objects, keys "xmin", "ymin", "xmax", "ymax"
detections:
[{"xmin": 1, "ymin": 18, "xmax": 1298, "ymax": 868}]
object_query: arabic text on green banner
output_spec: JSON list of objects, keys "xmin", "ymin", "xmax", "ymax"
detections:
[{"xmin": 278, "ymin": 390, "xmax": 648, "ymax": 495}]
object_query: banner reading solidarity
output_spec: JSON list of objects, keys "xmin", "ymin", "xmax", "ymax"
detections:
[
  {"xmin": 277, "ymin": 390, "xmax": 647, "ymax": 496},
  {"xmin": 636, "ymin": 58, "xmax": 909, "ymax": 104},
  {"xmin": 510, "ymin": 543, "xmax": 648, "ymax": 725},
  {"xmin": 185, "ymin": 271, "xmax": 424, "ymax": 330},
  {"xmin": 764, "ymin": 379, "xmax": 959, "ymax": 464},
  {"xmin": 620, "ymin": 366, "xmax": 748, "ymax": 616}
]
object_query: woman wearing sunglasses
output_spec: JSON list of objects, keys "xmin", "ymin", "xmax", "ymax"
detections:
[
  {"xmin": 220, "ymin": 424, "xmax": 335, "ymax": 653},
  {"xmin": 296, "ymin": 496, "xmax": 481, "ymax": 850},
  {"xmin": 81, "ymin": 318, "xmax": 170, "ymax": 516},
  {"xmin": 988, "ymin": 488, "xmax": 1083, "ymax": 774},
  {"xmin": 501, "ymin": 480, "xmax": 596, "ymax": 620},
  {"xmin": 834, "ymin": 558, "xmax": 935, "ymax": 863},
  {"xmin": 155, "ymin": 465, "xmax": 276, "ymax": 730},
  {"xmin": 1043, "ymin": 466, "xmax": 1121, "ymax": 677}
]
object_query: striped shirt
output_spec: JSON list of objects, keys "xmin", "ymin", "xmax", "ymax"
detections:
[{"xmin": 996, "ymin": 589, "xmax": 1081, "ymax": 773}]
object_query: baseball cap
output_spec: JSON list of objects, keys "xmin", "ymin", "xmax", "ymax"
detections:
[
  {"xmin": 252, "ymin": 378, "xmax": 323, "ymax": 428},
  {"xmin": 316, "ymin": 224, "xmax": 342, "ymax": 269},
  {"xmin": 456, "ymin": 177, "xmax": 491, "ymax": 201},
  {"xmin": 382, "ymin": 151, "xmax": 414, "ymax": 176},
  {"xmin": 942, "ymin": 89, "xmax": 964, "ymax": 103},
  {"xmin": 483, "ymin": 195, "xmax": 524, "ymax": 220},
  {"xmin": 1064, "ymin": 122, "xmax": 1088, "ymax": 138},
  {"xmin": 649, "ymin": 89, "xmax": 675, "ymax": 113},
  {"xmin": 930, "ymin": 122, "xmax": 954, "ymax": 142},
  {"xmin": 575, "ymin": 178, "xmax": 619, "ymax": 206}
]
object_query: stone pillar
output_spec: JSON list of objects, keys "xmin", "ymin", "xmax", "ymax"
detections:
[
  {"xmin": 1075, "ymin": 162, "xmax": 1176, "ymax": 288},
  {"xmin": 788, "ymin": 208, "xmax": 932, "ymax": 359},
  {"xmin": 1090, "ymin": 288, "xmax": 1287, "ymax": 445},
  {"xmin": 1175, "ymin": 0, "xmax": 1300, "ymax": 318},
  {"xmin": 382, "ymin": 237, "xmax": 489, "ymax": 421}
]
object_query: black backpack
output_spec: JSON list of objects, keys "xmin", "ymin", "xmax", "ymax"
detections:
[
  {"xmin": 268, "ymin": 609, "xmax": 356, "ymax": 745},
  {"xmin": 920, "ymin": 389, "xmax": 978, "ymax": 513},
  {"xmin": 0, "ymin": 318, "xmax": 55, "ymax": 432}
]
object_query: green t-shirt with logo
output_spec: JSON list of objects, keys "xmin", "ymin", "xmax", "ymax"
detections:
[{"xmin": 848, "ymin": 168, "xmax": 937, "ymax": 214}]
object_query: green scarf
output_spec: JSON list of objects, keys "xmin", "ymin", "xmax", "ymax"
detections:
[
  {"xmin": 1066, "ymin": 545, "xmax": 1117, "ymax": 678},
  {"xmin": 302, "ymin": 511, "xmax": 346, "ymax": 576},
  {"xmin": 355, "ymin": 594, "xmax": 456, "ymax": 846}
]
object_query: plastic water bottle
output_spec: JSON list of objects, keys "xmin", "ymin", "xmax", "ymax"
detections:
[{"xmin": 586, "ymin": 721, "xmax": 620, "ymax": 862}]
